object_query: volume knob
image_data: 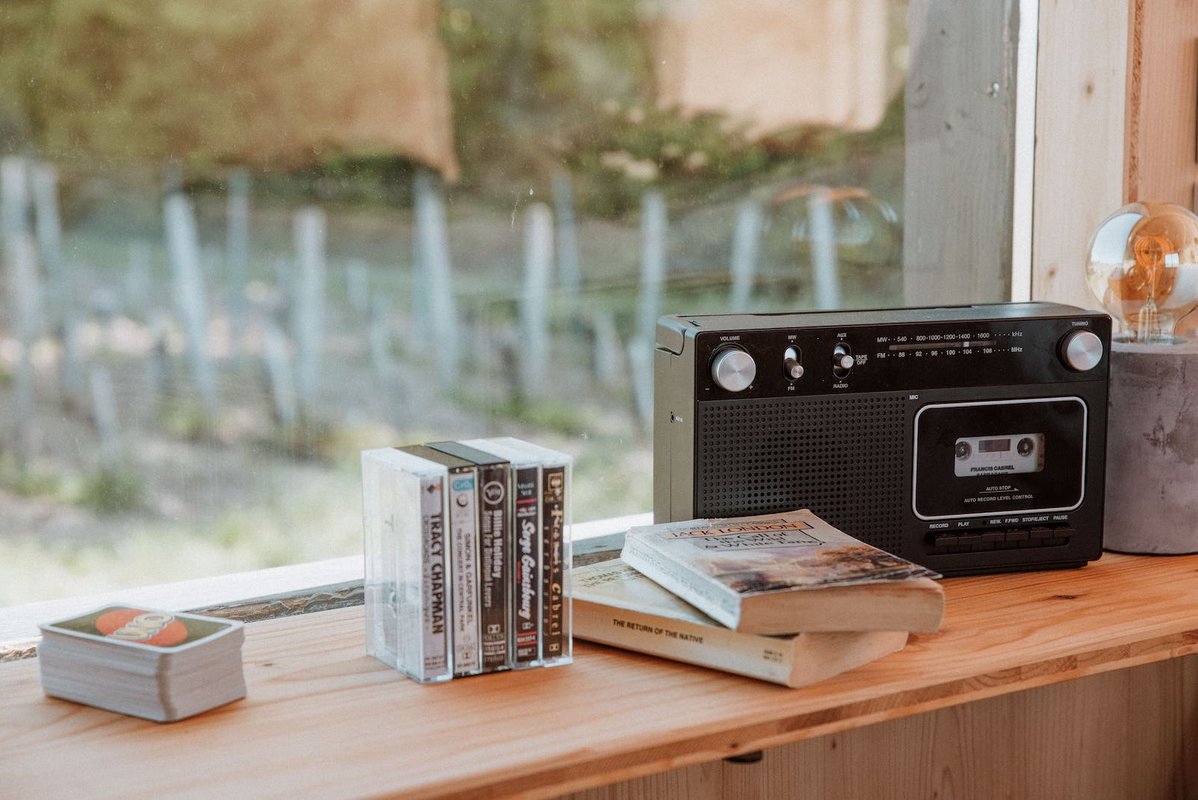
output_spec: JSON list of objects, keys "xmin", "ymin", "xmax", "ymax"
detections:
[
  {"xmin": 711, "ymin": 347, "xmax": 757, "ymax": 392},
  {"xmin": 1060, "ymin": 330, "xmax": 1104, "ymax": 372}
]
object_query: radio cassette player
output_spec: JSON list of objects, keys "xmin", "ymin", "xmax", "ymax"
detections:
[{"xmin": 653, "ymin": 302, "xmax": 1111, "ymax": 575}]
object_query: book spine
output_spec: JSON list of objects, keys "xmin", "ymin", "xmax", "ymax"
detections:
[
  {"xmin": 540, "ymin": 465, "xmax": 566, "ymax": 663},
  {"xmin": 447, "ymin": 467, "xmax": 481, "ymax": 676},
  {"xmin": 571, "ymin": 599, "xmax": 793, "ymax": 686},
  {"xmin": 477, "ymin": 461, "xmax": 511, "ymax": 672},
  {"xmin": 512, "ymin": 465, "xmax": 541, "ymax": 667},
  {"xmin": 621, "ymin": 536, "xmax": 741, "ymax": 630},
  {"xmin": 418, "ymin": 473, "xmax": 450, "ymax": 680}
]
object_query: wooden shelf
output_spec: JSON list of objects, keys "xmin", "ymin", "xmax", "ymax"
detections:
[{"xmin": 2, "ymin": 551, "xmax": 1197, "ymax": 799}]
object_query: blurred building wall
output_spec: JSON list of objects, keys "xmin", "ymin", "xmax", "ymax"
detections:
[
  {"xmin": 0, "ymin": 0, "xmax": 458, "ymax": 179},
  {"xmin": 653, "ymin": 0, "xmax": 891, "ymax": 136}
]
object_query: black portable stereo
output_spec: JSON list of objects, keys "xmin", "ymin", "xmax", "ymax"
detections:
[{"xmin": 653, "ymin": 302, "xmax": 1111, "ymax": 576}]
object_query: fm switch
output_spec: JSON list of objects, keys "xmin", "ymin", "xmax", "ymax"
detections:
[{"xmin": 783, "ymin": 346, "xmax": 804, "ymax": 380}]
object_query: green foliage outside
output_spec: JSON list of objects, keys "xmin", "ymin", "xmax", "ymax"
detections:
[
  {"xmin": 0, "ymin": 0, "xmax": 902, "ymax": 218},
  {"xmin": 78, "ymin": 468, "xmax": 144, "ymax": 515},
  {"xmin": 438, "ymin": 0, "xmax": 777, "ymax": 216}
]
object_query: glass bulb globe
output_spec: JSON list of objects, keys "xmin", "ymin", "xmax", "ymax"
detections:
[{"xmin": 1085, "ymin": 202, "xmax": 1198, "ymax": 343}]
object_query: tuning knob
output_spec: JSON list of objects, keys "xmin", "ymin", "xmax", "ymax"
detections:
[
  {"xmin": 711, "ymin": 347, "xmax": 756, "ymax": 392},
  {"xmin": 1059, "ymin": 330, "xmax": 1104, "ymax": 372}
]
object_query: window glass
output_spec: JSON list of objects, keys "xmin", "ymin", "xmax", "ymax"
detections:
[{"xmin": 0, "ymin": 0, "xmax": 1019, "ymax": 606}]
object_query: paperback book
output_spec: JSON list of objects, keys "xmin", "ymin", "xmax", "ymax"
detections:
[
  {"xmin": 573, "ymin": 552, "xmax": 908, "ymax": 688},
  {"xmin": 620, "ymin": 509, "xmax": 944, "ymax": 635}
]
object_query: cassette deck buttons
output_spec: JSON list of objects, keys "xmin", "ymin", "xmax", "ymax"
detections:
[{"xmin": 711, "ymin": 347, "xmax": 756, "ymax": 392}]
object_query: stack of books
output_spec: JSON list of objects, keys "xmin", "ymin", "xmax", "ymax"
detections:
[
  {"xmin": 38, "ymin": 606, "xmax": 246, "ymax": 722},
  {"xmin": 572, "ymin": 509, "xmax": 944, "ymax": 688}
]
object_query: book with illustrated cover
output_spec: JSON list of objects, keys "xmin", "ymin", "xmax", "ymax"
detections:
[
  {"xmin": 620, "ymin": 509, "xmax": 944, "ymax": 635},
  {"xmin": 572, "ymin": 553, "xmax": 909, "ymax": 688}
]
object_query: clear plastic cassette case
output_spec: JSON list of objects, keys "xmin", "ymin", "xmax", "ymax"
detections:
[{"xmin": 362, "ymin": 438, "xmax": 572, "ymax": 683}]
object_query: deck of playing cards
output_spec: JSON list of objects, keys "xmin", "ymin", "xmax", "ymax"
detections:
[{"xmin": 38, "ymin": 606, "xmax": 246, "ymax": 723}]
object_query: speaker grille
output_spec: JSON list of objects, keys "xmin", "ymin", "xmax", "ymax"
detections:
[{"xmin": 696, "ymin": 395, "xmax": 908, "ymax": 554}]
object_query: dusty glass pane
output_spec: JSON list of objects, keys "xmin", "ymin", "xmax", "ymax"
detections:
[{"xmin": 0, "ymin": 0, "xmax": 1013, "ymax": 605}]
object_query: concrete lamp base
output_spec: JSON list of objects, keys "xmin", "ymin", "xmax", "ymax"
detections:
[{"xmin": 1103, "ymin": 339, "xmax": 1198, "ymax": 555}]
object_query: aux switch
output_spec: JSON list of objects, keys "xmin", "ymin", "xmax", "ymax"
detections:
[{"xmin": 832, "ymin": 343, "xmax": 854, "ymax": 374}]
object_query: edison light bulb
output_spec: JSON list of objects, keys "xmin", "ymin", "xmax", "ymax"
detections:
[{"xmin": 1085, "ymin": 202, "xmax": 1198, "ymax": 343}]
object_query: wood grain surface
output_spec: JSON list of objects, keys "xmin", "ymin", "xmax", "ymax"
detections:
[
  {"xmin": 1124, "ymin": 0, "xmax": 1198, "ymax": 207},
  {"xmin": 566, "ymin": 657, "xmax": 1198, "ymax": 800},
  {"xmin": 1032, "ymin": 0, "xmax": 1130, "ymax": 310},
  {"xmin": 1, "ymin": 552, "xmax": 1197, "ymax": 800},
  {"xmin": 903, "ymin": 0, "xmax": 1017, "ymax": 305}
]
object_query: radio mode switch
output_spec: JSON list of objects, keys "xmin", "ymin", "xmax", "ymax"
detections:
[
  {"xmin": 783, "ymin": 346, "xmax": 804, "ymax": 381},
  {"xmin": 832, "ymin": 343, "xmax": 854, "ymax": 373}
]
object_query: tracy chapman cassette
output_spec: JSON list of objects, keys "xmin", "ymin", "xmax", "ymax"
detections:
[{"xmin": 653, "ymin": 302, "xmax": 1111, "ymax": 576}]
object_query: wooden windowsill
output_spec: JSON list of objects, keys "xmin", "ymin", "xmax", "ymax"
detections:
[
  {"xmin": 0, "ymin": 512, "xmax": 654, "ymax": 660},
  {"xmin": 2, "ymin": 550, "xmax": 1197, "ymax": 799}
]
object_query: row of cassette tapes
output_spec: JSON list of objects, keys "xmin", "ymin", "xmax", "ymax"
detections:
[{"xmin": 361, "ymin": 438, "xmax": 572, "ymax": 683}]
